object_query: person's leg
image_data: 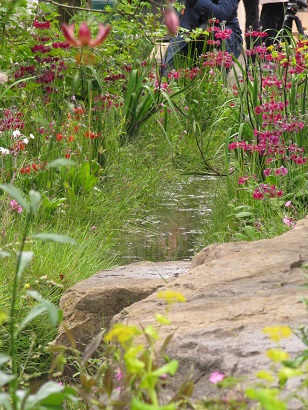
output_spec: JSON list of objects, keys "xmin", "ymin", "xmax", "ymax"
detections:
[
  {"xmin": 260, "ymin": 3, "xmax": 285, "ymax": 46},
  {"xmin": 243, "ymin": 0, "xmax": 260, "ymax": 56},
  {"xmin": 226, "ymin": 32, "xmax": 243, "ymax": 59},
  {"xmin": 243, "ymin": 0, "xmax": 259, "ymax": 32},
  {"xmin": 161, "ymin": 35, "xmax": 191, "ymax": 76}
]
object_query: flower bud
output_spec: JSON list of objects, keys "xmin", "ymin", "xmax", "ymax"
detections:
[{"xmin": 165, "ymin": 6, "xmax": 179, "ymax": 35}]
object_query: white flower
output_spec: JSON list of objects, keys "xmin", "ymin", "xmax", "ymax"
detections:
[
  {"xmin": 29, "ymin": 134, "xmax": 35, "ymax": 139},
  {"xmin": 0, "ymin": 147, "xmax": 10, "ymax": 155},
  {"xmin": 12, "ymin": 130, "xmax": 21, "ymax": 138},
  {"xmin": 23, "ymin": 138, "xmax": 29, "ymax": 144},
  {"xmin": 0, "ymin": 72, "xmax": 8, "ymax": 84}
]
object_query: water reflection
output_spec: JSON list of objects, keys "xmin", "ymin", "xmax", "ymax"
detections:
[{"xmin": 117, "ymin": 175, "xmax": 216, "ymax": 263}]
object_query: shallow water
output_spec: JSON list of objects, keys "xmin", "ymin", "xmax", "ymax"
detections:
[{"xmin": 116, "ymin": 175, "xmax": 216, "ymax": 263}]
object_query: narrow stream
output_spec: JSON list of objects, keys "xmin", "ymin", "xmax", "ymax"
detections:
[{"xmin": 117, "ymin": 175, "xmax": 217, "ymax": 264}]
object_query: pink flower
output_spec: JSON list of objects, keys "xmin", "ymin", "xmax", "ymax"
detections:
[
  {"xmin": 164, "ymin": 6, "xmax": 179, "ymax": 35},
  {"xmin": 283, "ymin": 216, "xmax": 295, "ymax": 228},
  {"xmin": 62, "ymin": 22, "xmax": 111, "ymax": 47},
  {"xmin": 253, "ymin": 189, "xmax": 264, "ymax": 200},
  {"xmin": 116, "ymin": 369, "xmax": 124, "ymax": 381},
  {"xmin": 209, "ymin": 371, "xmax": 225, "ymax": 384},
  {"xmin": 10, "ymin": 200, "xmax": 22, "ymax": 214},
  {"xmin": 238, "ymin": 175, "xmax": 249, "ymax": 185},
  {"xmin": 285, "ymin": 200, "xmax": 292, "ymax": 207}
]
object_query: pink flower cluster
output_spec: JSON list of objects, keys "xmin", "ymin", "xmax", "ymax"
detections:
[
  {"xmin": 244, "ymin": 30, "xmax": 267, "ymax": 38},
  {"xmin": 10, "ymin": 200, "xmax": 23, "ymax": 214},
  {"xmin": 14, "ymin": 16, "xmax": 69, "ymax": 95},
  {"xmin": 0, "ymin": 110, "xmax": 24, "ymax": 131},
  {"xmin": 254, "ymin": 100, "xmax": 288, "ymax": 115},
  {"xmin": 214, "ymin": 28, "xmax": 233, "ymax": 40},
  {"xmin": 263, "ymin": 166, "xmax": 288, "ymax": 177},
  {"xmin": 253, "ymin": 184, "xmax": 283, "ymax": 200},
  {"xmin": 202, "ymin": 51, "xmax": 234, "ymax": 69},
  {"xmin": 33, "ymin": 19, "xmax": 50, "ymax": 29}
]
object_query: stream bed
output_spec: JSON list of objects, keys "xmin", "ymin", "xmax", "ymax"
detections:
[{"xmin": 116, "ymin": 175, "xmax": 217, "ymax": 264}]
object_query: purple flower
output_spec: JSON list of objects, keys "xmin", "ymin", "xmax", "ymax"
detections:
[{"xmin": 209, "ymin": 371, "xmax": 225, "ymax": 384}]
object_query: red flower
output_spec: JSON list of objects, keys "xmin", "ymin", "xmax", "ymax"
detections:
[{"xmin": 61, "ymin": 22, "xmax": 111, "ymax": 47}]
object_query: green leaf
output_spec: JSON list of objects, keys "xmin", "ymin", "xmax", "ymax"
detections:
[
  {"xmin": 16, "ymin": 304, "xmax": 47, "ymax": 335},
  {"xmin": 16, "ymin": 251, "xmax": 33, "ymax": 279},
  {"xmin": 0, "ymin": 311, "xmax": 8, "ymax": 326},
  {"xmin": 0, "ymin": 184, "xmax": 29, "ymax": 213},
  {"xmin": 0, "ymin": 250, "xmax": 10, "ymax": 258},
  {"xmin": 235, "ymin": 211, "xmax": 253, "ymax": 219},
  {"xmin": 24, "ymin": 381, "xmax": 65, "ymax": 408},
  {"xmin": 0, "ymin": 370, "xmax": 15, "ymax": 388},
  {"xmin": 29, "ymin": 190, "xmax": 41, "ymax": 216},
  {"xmin": 246, "ymin": 388, "xmax": 286, "ymax": 410},
  {"xmin": 0, "ymin": 354, "xmax": 11, "ymax": 367},
  {"xmin": 0, "ymin": 392, "xmax": 12, "ymax": 409},
  {"xmin": 46, "ymin": 158, "xmax": 76, "ymax": 169},
  {"xmin": 83, "ymin": 331, "xmax": 104, "ymax": 363},
  {"xmin": 152, "ymin": 360, "xmax": 178, "ymax": 377},
  {"xmin": 31, "ymin": 233, "xmax": 77, "ymax": 245},
  {"xmin": 132, "ymin": 399, "xmax": 176, "ymax": 410},
  {"xmin": 26, "ymin": 291, "xmax": 62, "ymax": 328}
]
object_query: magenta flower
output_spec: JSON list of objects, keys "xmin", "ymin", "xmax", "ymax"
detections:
[
  {"xmin": 116, "ymin": 369, "xmax": 124, "ymax": 381},
  {"xmin": 164, "ymin": 6, "xmax": 179, "ymax": 35},
  {"xmin": 61, "ymin": 22, "xmax": 111, "ymax": 47},
  {"xmin": 10, "ymin": 200, "xmax": 23, "ymax": 214},
  {"xmin": 209, "ymin": 371, "xmax": 225, "ymax": 384}
]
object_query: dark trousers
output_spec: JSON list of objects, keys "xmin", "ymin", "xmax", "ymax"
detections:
[
  {"xmin": 242, "ymin": 0, "xmax": 260, "ymax": 50},
  {"xmin": 260, "ymin": 2, "xmax": 285, "ymax": 45}
]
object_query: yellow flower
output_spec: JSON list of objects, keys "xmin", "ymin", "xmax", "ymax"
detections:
[
  {"xmin": 263, "ymin": 326, "xmax": 292, "ymax": 342},
  {"xmin": 266, "ymin": 349, "xmax": 289, "ymax": 363},
  {"xmin": 155, "ymin": 314, "xmax": 171, "ymax": 325},
  {"xmin": 105, "ymin": 324, "xmax": 141, "ymax": 345},
  {"xmin": 256, "ymin": 370, "xmax": 274, "ymax": 382},
  {"xmin": 157, "ymin": 290, "xmax": 186, "ymax": 305},
  {"xmin": 24, "ymin": 283, "xmax": 31, "ymax": 290}
]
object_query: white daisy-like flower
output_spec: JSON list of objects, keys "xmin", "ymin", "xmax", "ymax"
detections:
[
  {"xmin": 12, "ymin": 130, "xmax": 21, "ymax": 138},
  {"xmin": 0, "ymin": 72, "xmax": 8, "ymax": 84},
  {"xmin": 0, "ymin": 147, "xmax": 10, "ymax": 155}
]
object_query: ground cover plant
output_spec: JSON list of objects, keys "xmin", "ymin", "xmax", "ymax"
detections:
[{"xmin": 1, "ymin": 0, "xmax": 308, "ymax": 408}]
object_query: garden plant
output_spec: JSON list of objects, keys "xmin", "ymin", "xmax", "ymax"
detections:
[{"xmin": 1, "ymin": 0, "xmax": 308, "ymax": 408}]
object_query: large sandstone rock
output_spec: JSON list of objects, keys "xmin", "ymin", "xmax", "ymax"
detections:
[
  {"xmin": 111, "ymin": 218, "xmax": 308, "ymax": 400},
  {"xmin": 56, "ymin": 261, "xmax": 189, "ymax": 350}
]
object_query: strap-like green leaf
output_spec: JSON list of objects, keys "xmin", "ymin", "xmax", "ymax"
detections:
[
  {"xmin": 16, "ymin": 251, "xmax": 33, "ymax": 279},
  {"xmin": 31, "ymin": 233, "xmax": 77, "ymax": 245}
]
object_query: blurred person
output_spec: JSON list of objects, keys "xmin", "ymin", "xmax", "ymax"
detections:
[{"xmin": 162, "ymin": 0, "xmax": 242, "ymax": 74}]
